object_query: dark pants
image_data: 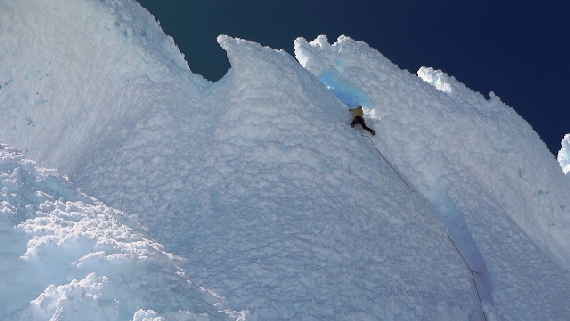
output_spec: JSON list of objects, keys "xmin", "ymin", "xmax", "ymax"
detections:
[{"xmin": 351, "ymin": 116, "xmax": 375, "ymax": 135}]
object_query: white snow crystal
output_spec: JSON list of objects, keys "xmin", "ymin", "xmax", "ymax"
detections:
[{"xmin": 558, "ymin": 134, "xmax": 570, "ymax": 175}]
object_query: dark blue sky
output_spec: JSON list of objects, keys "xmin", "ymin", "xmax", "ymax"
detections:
[{"xmin": 136, "ymin": 0, "xmax": 569, "ymax": 155}]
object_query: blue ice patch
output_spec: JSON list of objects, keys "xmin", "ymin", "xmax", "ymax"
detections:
[{"xmin": 319, "ymin": 70, "xmax": 371, "ymax": 107}]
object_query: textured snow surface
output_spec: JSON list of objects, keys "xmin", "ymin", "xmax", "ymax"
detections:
[
  {"xmin": 295, "ymin": 35, "xmax": 570, "ymax": 319},
  {"xmin": 558, "ymin": 134, "xmax": 570, "ymax": 175},
  {"xmin": 0, "ymin": 145, "xmax": 240, "ymax": 321},
  {"xmin": 1, "ymin": 0, "xmax": 570, "ymax": 320}
]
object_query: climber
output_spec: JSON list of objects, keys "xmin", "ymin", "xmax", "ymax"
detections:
[{"xmin": 349, "ymin": 105, "xmax": 375, "ymax": 136}]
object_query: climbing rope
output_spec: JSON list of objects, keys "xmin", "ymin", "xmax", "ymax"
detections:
[
  {"xmin": 361, "ymin": 134, "xmax": 414, "ymax": 193},
  {"xmin": 448, "ymin": 235, "xmax": 488, "ymax": 321},
  {"xmin": 361, "ymin": 132, "xmax": 486, "ymax": 320}
]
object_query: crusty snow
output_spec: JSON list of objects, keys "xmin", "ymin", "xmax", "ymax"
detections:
[{"xmin": 1, "ymin": 0, "xmax": 570, "ymax": 320}]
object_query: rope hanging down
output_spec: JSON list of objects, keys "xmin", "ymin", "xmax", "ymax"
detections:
[
  {"xmin": 448, "ymin": 235, "xmax": 488, "ymax": 321},
  {"xmin": 362, "ymin": 133, "xmax": 486, "ymax": 320},
  {"xmin": 362, "ymin": 134, "xmax": 414, "ymax": 192}
]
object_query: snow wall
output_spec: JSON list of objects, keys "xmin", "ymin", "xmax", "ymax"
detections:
[{"xmin": 1, "ymin": 0, "xmax": 570, "ymax": 320}]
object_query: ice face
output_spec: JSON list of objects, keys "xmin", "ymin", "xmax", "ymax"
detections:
[{"xmin": 1, "ymin": 0, "xmax": 570, "ymax": 320}]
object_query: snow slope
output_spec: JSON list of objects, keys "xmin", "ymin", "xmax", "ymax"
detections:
[
  {"xmin": 0, "ymin": 144, "xmax": 240, "ymax": 320},
  {"xmin": 1, "ymin": 0, "xmax": 570, "ymax": 320},
  {"xmin": 295, "ymin": 35, "xmax": 570, "ymax": 319},
  {"xmin": 297, "ymin": 36, "xmax": 570, "ymax": 270}
]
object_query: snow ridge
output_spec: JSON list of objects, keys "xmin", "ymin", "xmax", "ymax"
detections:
[{"xmin": 295, "ymin": 34, "xmax": 570, "ymax": 320}]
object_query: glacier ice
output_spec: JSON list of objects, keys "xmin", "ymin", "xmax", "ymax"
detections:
[{"xmin": 1, "ymin": 0, "xmax": 570, "ymax": 320}]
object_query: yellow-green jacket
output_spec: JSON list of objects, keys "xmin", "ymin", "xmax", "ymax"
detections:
[{"xmin": 349, "ymin": 106, "xmax": 364, "ymax": 117}]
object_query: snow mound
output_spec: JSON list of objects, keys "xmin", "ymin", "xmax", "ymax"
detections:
[
  {"xmin": 558, "ymin": 134, "xmax": 570, "ymax": 175},
  {"xmin": 0, "ymin": 144, "xmax": 240, "ymax": 321}
]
